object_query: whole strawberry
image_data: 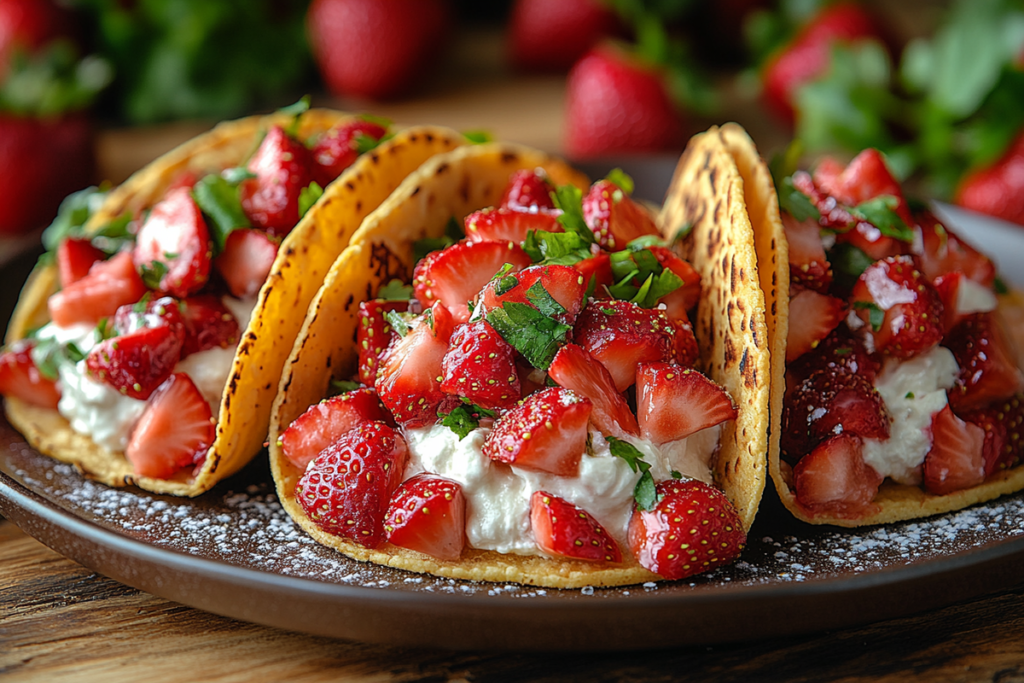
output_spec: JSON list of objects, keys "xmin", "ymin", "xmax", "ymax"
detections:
[
  {"xmin": 307, "ymin": 0, "xmax": 450, "ymax": 100},
  {"xmin": 954, "ymin": 130, "xmax": 1024, "ymax": 226},
  {"xmin": 508, "ymin": 0, "xmax": 621, "ymax": 72},
  {"xmin": 564, "ymin": 44, "xmax": 683, "ymax": 158},
  {"xmin": 0, "ymin": 0, "xmax": 76, "ymax": 73}
]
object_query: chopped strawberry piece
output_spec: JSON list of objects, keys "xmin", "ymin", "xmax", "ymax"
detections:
[
  {"xmin": 636, "ymin": 363, "xmax": 737, "ymax": 445},
  {"xmin": 48, "ymin": 251, "xmax": 147, "ymax": 327},
  {"xmin": 295, "ymin": 421, "xmax": 408, "ymax": 548},
  {"xmin": 628, "ymin": 479, "xmax": 746, "ymax": 580},
  {"xmin": 962, "ymin": 393, "xmax": 1024, "ymax": 476},
  {"xmin": 787, "ymin": 324, "xmax": 879, "ymax": 387},
  {"xmin": 112, "ymin": 296, "xmax": 186, "ymax": 339},
  {"xmin": 647, "ymin": 246, "xmax": 701, "ymax": 316},
  {"xmin": 572, "ymin": 300, "xmax": 676, "ymax": 391},
  {"xmin": 463, "ymin": 207, "xmax": 562, "ymax": 244},
  {"xmin": 582, "ymin": 179, "xmax": 659, "ymax": 250},
  {"xmin": 310, "ymin": 119, "xmax": 388, "ymax": 186},
  {"xmin": 213, "ymin": 228, "xmax": 278, "ymax": 299},
  {"xmin": 86, "ymin": 324, "xmax": 184, "ymax": 401},
  {"xmin": 384, "ymin": 473, "xmax": 466, "ymax": 561},
  {"xmin": 792, "ymin": 433, "xmax": 883, "ymax": 518},
  {"xmin": 922, "ymin": 406, "xmax": 986, "ymax": 495},
  {"xmin": 179, "ymin": 295, "xmax": 240, "ymax": 356},
  {"xmin": 357, "ymin": 299, "xmax": 410, "ymax": 386},
  {"xmin": 782, "ymin": 213, "xmax": 832, "ymax": 293},
  {"xmin": 574, "ymin": 252, "xmax": 614, "ymax": 298},
  {"xmin": 786, "ymin": 289, "xmax": 847, "ymax": 362},
  {"xmin": 125, "ymin": 373, "xmax": 214, "ymax": 479},
  {"xmin": 239, "ymin": 125, "xmax": 315, "ymax": 237},
  {"xmin": 0, "ymin": 341, "xmax": 60, "ymax": 409},
  {"xmin": 954, "ymin": 130, "xmax": 1024, "ymax": 226},
  {"xmin": 670, "ymin": 313, "xmax": 700, "ymax": 367},
  {"xmin": 945, "ymin": 312, "xmax": 1024, "ymax": 413},
  {"xmin": 133, "ymin": 187, "xmax": 212, "ymax": 298},
  {"xmin": 531, "ymin": 490, "xmax": 622, "ymax": 563},
  {"xmin": 440, "ymin": 320, "xmax": 521, "ymax": 410},
  {"xmin": 56, "ymin": 237, "xmax": 104, "ymax": 288},
  {"xmin": 482, "ymin": 387, "xmax": 592, "ymax": 476},
  {"xmin": 917, "ymin": 210, "xmax": 996, "ymax": 287},
  {"xmin": 479, "ymin": 263, "xmax": 587, "ymax": 325},
  {"xmin": 499, "ymin": 169, "xmax": 557, "ymax": 212},
  {"xmin": 548, "ymin": 343, "xmax": 639, "ymax": 438},
  {"xmin": 412, "ymin": 240, "xmax": 531, "ymax": 323},
  {"xmin": 279, "ymin": 388, "xmax": 389, "ymax": 470}
]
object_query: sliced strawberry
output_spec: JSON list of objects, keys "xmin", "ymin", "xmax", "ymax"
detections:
[
  {"xmin": 572, "ymin": 300, "xmax": 676, "ymax": 391},
  {"xmin": 133, "ymin": 187, "xmax": 212, "ymax": 298},
  {"xmin": 932, "ymin": 272, "xmax": 999, "ymax": 334},
  {"xmin": 295, "ymin": 421, "xmax": 408, "ymax": 548},
  {"xmin": 239, "ymin": 125, "xmax": 315, "ymax": 237},
  {"xmin": 647, "ymin": 246, "xmax": 702, "ymax": 317},
  {"xmin": 670, "ymin": 313, "xmax": 700, "ymax": 367},
  {"xmin": 945, "ymin": 312, "xmax": 1024, "ymax": 413},
  {"xmin": 213, "ymin": 228, "xmax": 278, "ymax": 299},
  {"xmin": 962, "ymin": 393, "xmax": 1024, "ymax": 476},
  {"xmin": 548, "ymin": 343, "xmax": 639, "ymax": 438},
  {"xmin": 85, "ymin": 324, "xmax": 184, "ymax": 401},
  {"xmin": 792, "ymin": 433, "xmax": 883, "ymax": 518},
  {"xmin": 786, "ymin": 289, "xmax": 847, "ymax": 362},
  {"xmin": 636, "ymin": 363, "xmax": 737, "ymax": 445},
  {"xmin": 56, "ymin": 237, "xmax": 104, "ymax": 288},
  {"xmin": 440, "ymin": 320, "xmax": 521, "ymax": 410},
  {"xmin": 48, "ymin": 251, "xmax": 147, "ymax": 327},
  {"xmin": 499, "ymin": 169, "xmax": 558, "ymax": 212},
  {"xmin": 479, "ymin": 263, "xmax": 587, "ymax": 325},
  {"xmin": 787, "ymin": 323, "xmax": 879, "ymax": 388},
  {"xmin": 628, "ymin": 479, "xmax": 746, "ymax": 580},
  {"xmin": 582, "ymin": 179, "xmax": 659, "ymax": 250},
  {"xmin": 917, "ymin": 210, "xmax": 996, "ymax": 287},
  {"xmin": 463, "ymin": 207, "xmax": 562, "ymax": 244},
  {"xmin": 310, "ymin": 119, "xmax": 388, "ymax": 186},
  {"xmin": 0, "ymin": 340, "xmax": 60, "ymax": 409},
  {"xmin": 384, "ymin": 473, "xmax": 466, "ymax": 561},
  {"xmin": 922, "ymin": 406, "xmax": 986, "ymax": 495},
  {"xmin": 850, "ymin": 255, "xmax": 944, "ymax": 359},
  {"xmin": 574, "ymin": 252, "xmax": 614, "ymax": 298},
  {"xmin": 112, "ymin": 296, "xmax": 186, "ymax": 339},
  {"xmin": 531, "ymin": 490, "xmax": 622, "ymax": 563},
  {"xmin": 125, "ymin": 373, "xmax": 214, "ymax": 479},
  {"xmin": 782, "ymin": 213, "xmax": 832, "ymax": 293},
  {"xmin": 279, "ymin": 389, "xmax": 389, "ymax": 470},
  {"xmin": 179, "ymin": 295, "xmax": 241, "ymax": 356},
  {"xmin": 412, "ymin": 240, "xmax": 531, "ymax": 323},
  {"xmin": 482, "ymin": 387, "xmax": 592, "ymax": 476},
  {"xmin": 357, "ymin": 299, "xmax": 410, "ymax": 386}
]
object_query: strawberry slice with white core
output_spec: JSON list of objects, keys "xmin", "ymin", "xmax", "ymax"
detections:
[
  {"xmin": 572, "ymin": 300, "xmax": 676, "ymax": 391},
  {"xmin": 782, "ymin": 212, "xmax": 832, "ymax": 293},
  {"xmin": 133, "ymin": 187, "xmax": 212, "ymax": 298},
  {"xmin": 0, "ymin": 340, "xmax": 61, "ymax": 409},
  {"xmin": 279, "ymin": 389, "xmax": 389, "ymax": 470},
  {"xmin": 57, "ymin": 237, "xmax": 104, "ymax": 288},
  {"xmin": 792, "ymin": 433, "xmax": 883, "ymax": 518},
  {"xmin": 463, "ymin": 207, "xmax": 562, "ymax": 244},
  {"xmin": 412, "ymin": 240, "xmax": 531, "ymax": 323},
  {"xmin": 482, "ymin": 387, "xmax": 592, "ymax": 476},
  {"xmin": 357, "ymin": 299, "xmax": 410, "ymax": 386},
  {"xmin": 785, "ymin": 289, "xmax": 847, "ymax": 362},
  {"xmin": 86, "ymin": 323, "xmax": 185, "ymax": 400},
  {"xmin": 548, "ymin": 343, "xmax": 639, "ymax": 438},
  {"xmin": 125, "ymin": 373, "xmax": 214, "ymax": 480},
  {"xmin": 499, "ymin": 169, "xmax": 557, "ymax": 212},
  {"xmin": 479, "ymin": 263, "xmax": 586, "ymax": 325},
  {"xmin": 440, "ymin": 320, "xmax": 521, "ymax": 410},
  {"xmin": 179, "ymin": 295, "xmax": 240, "ymax": 356},
  {"xmin": 48, "ymin": 251, "xmax": 147, "ymax": 327},
  {"xmin": 214, "ymin": 228, "xmax": 278, "ymax": 299},
  {"xmin": 530, "ymin": 490, "xmax": 622, "ymax": 563},
  {"xmin": 384, "ymin": 473, "xmax": 466, "ymax": 561},
  {"xmin": 582, "ymin": 179, "xmax": 659, "ymax": 250},
  {"xmin": 922, "ymin": 405, "xmax": 986, "ymax": 495},
  {"xmin": 636, "ymin": 363, "xmax": 737, "ymax": 445}
]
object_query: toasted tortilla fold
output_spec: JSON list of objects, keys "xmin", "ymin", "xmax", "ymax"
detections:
[
  {"xmin": 4, "ymin": 110, "xmax": 466, "ymax": 496},
  {"xmin": 268, "ymin": 136, "xmax": 772, "ymax": 588}
]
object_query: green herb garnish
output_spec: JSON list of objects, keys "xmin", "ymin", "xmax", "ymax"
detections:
[
  {"xmin": 606, "ymin": 436, "xmax": 657, "ymax": 511},
  {"xmin": 192, "ymin": 174, "xmax": 250, "ymax": 254},
  {"xmin": 850, "ymin": 195, "xmax": 914, "ymax": 242},
  {"xmin": 853, "ymin": 301, "xmax": 885, "ymax": 332},
  {"xmin": 439, "ymin": 401, "xmax": 496, "ymax": 440},
  {"xmin": 298, "ymin": 181, "xmax": 324, "ymax": 218}
]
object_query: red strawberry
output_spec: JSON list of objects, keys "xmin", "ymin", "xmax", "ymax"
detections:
[
  {"xmin": 792, "ymin": 433, "xmax": 883, "ymax": 517},
  {"xmin": 499, "ymin": 169, "xmax": 558, "ymax": 212},
  {"xmin": 179, "ymin": 295, "xmax": 241, "ymax": 356},
  {"xmin": 0, "ymin": 340, "xmax": 60, "ymax": 409},
  {"xmin": 548, "ymin": 343, "xmax": 640, "ymax": 439},
  {"xmin": 671, "ymin": 314, "xmax": 700, "ymax": 368},
  {"xmin": 945, "ymin": 312, "xmax": 1024, "ymax": 413},
  {"xmin": 962, "ymin": 393, "xmax": 1024, "ymax": 476},
  {"xmin": 357, "ymin": 299, "xmax": 410, "ymax": 386},
  {"xmin": 508, "ymin": 0, "xmax": 620, "ymax": 71},
  {"xmin": 47, "ymin": 251, "xmax": 147, "ymax": 327},
  {"xmin": 413, "ymin": 240, "xmax": 531, "ymax": 323},
  {"xmin": 574, "ymin": 253, "xmax": 614, "ymax": 298},
  {"xmin": 375, "ymin": 303, "xmax": 454, "ymax": 428},
  {"xmin": 440, "ymin": 320, "xmax": 521, "ymax": 410},
  {"xmin": 932, "ymin": 272, "xmax": 999, "ymax": 333},
  {"xmin": 955, "ymin": 130, "xmax": 1024, "ymax": 226},
  {"xmin": 530, "ymin": 491, "xmax": 622, "ymax": 563},
  {"xmin": 761, "ymin": 3, "xmax": 880, "ymax": 123},
  {"xmin": 310, "ymin": 119, "xmax": 389, "ymax": 186},
  {"xmin": 782, "ymin": 213, "xmax": 832, "ymax": 293},
  {"xmin": 647, "ymin": 246, "xmax": 702, "ymax": 316},
  {"xmin": 786, "ymin": 289, "xmax": 847, "ymax": 362},
  {"xmin": 463, "ymin": 207, "xmax": 562, "ymax": 244},
  {"xmin": 482, "ymin": 387, "xmax": 592, "ymax": 476},
  {"xmin": 384, "ymin": 473, "xmax": 466, "ymax": 561},
  {"xmin": 0, "ymin": 0, "xmax": 76, "ymax": 69},
  {"xmin": 479, "ymin": 263, "xmax": 586, "ymax": 325},
  {"xmin": 636, "ymin": 363, "xmax": 737, "ymax": 445},
  {"xmin": 582, "ymin": 178, "xmax": 660, "ymax": 250},
  {"xmin": 133, "ymin": 187, "xmax": 212, "ymax": 298},
  {"xmin": 922, "ymin": 405, "xmax": 986, "ymax": 495},
  {"xmin": 279, "ymin": 389, "xmax": 389, "ymax": 470},
  {"xmin": 295, "ymin": 421, "xmax": 408, "ymax": 548},
  {"xmin": 572, "ymin": 300, "xmax": 676, "ymax": 391},
  {"xmin": 307, "ymin": 0, "xmax": 450, "ymax": 100},
  {"xmin": 86, "ymin": 324, "xmax": 184, "ymax": 401},
  {"xmin": 628, "ymin": 479, "xmax": 746, "ymax": 580},
  {"xmin": 112, "ymin": 296, "xmax": 185, "ymax": 338},
  {"xmin": 56, "ymin": 237, "xmax": 104, "ymax": 288},
  {"xmin": 239, "ymin": 126, "xmax": 314, "ymax": 237},
  {"xmin": 565, "ymin": 44, "xmax": 683, "ymax": 159},
  {"xmin": 916, "ymin": 211, "xmax": 997, "ymax": 287},
  {"xmin": 850, "ymin": 255, "xmax": 944, "ymax": 359},
  {"xmin": 213, "ymin": 228, "xmax": 278, "ymax": 299},
  {"xmin": 787, "ymin": 323, "xmax": 879, "ymax": 387},
  {"xmin": 125, "ymin": 373, "xmax": 214, "ymax": 480}
]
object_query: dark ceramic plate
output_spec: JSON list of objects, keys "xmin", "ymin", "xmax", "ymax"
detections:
[{"xmin": 2, "ymin": 161, "xmax": 1024, "ymax": 652}]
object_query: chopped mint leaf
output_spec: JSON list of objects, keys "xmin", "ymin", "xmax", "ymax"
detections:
[
  {"xmin": 828, "ymin": 242, "xmax": 874, "ymax": 291},
  {"xmin": 65, "ymin": 342, "xmax": 85, "ymax": 363},
  {"xmin": 670, "ymin": 222, "xmax": 692, "ymax": 244},
  {"xmin": 606, "ymin": 436, "xmax": 658, "ymax": 511},
  {"xmin": 439, "ymin": 402, "xmax": 495, "ymax": 440},
  {"xmin": 462, "ymin": 130, "xmax": 493, "ymax": 144},
  {"xmin": 486, "ymin": 301, "xmax": 571, "ymax": 369},
  {"xmin": 279, "ymin": 95, "xmax": 310, "ymax": 136},
  {"xmin": 221, "ymin": 166, "xmax": 256, "ymax": 184},
  {"xmin": 42, "ymin": 185, "xmax": 107, "ymax": 252},
  {"xmin": 523, "ymin": 229, "xmax": 590, "ymax": 265},
  {"xmin": 626, "ymin": 235, "xmax": 664, "ymax": 250},
  {"xmin": 671, "ymin": 470, "xmax": 683, "ymax": 480},
  {"xmin": 601, "ymin": 307, "xmax": 617, "ymax": 315},
  {"xmin": 495, "ymin": 274, "xmax": 519, "ymax": 296},
  {"xmin": 354, "ymin": 132, "xmax": 388, "ymax": 155},
  {"xmin": 994, "ymin": 277, "xmax": 1010, "ymax": 295},
  {"xmin": 139, "ymin": 261, "xmax": 168, "ymax": 290},
  {"xmin": 853, "ymin": 301, "xmax": 885, "ymax": 332},
  {"xmin": 525, "ymin": 281, "xmax": 567, "ymax": 318},
  {"xmin": 551, "ymin": 185, "xmax": 595, "ymax": 245},
  {"xmin": 377, "ymin": 279, "xmax": 413, "ymax": 301},
  {"xmin": 605, "ymin": 168, "xmax": 635, "ymax": 195},
  {"xmin": 412, "ymin": 216, "xmax": 465, "ymax": 263},
  {"xmin": 193, "ymin": 173, "xmax": 250, "ymax": 254},
  {"xmin": 96, "ymin": 318, "xmax": 116, "ymax": 341},
  {"xmin": 358, "ymin": 113, "xmax": 392, "ymax": 127},
  {"xmin": 298, "ymin": 181, "xmax": 324, "ymax": 218},
  {"xmin": 905, "ymin": 391, "xmax": 915, "ymax": 399},
  {"xmin": 386, "ymin": 310, "xmax": 412, "ymax": 338},
  {"xmin": 632, "ymin": 269, "xmax": 683, "ymax": 309},
  {"xmin": 634, "ymin": 471, "xmax": 657, "ymax": 511},
  {"xmin": 608, "ymin": 268, "xmax": 641, "ymax": 301},
  {"xmin": 329, "ymin": 379, "xmax": 361, "ymax": 395},
  {"xmin": 29, "ymin": 335, "xmax": 87, "ymax": 381},
  {"xmin": 850, "ymin": 195, "xmax": 914, "ymax": 242},
  {"xmin": 777, "ymin": 176, "xmax": 821, "ymax": 222},
  {"xmin": 491, "ymin": 262, "xmax": 517, "ymax": 282}
]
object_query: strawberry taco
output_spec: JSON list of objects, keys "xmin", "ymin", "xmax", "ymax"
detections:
[
  {"xmin": 267, "ymin": 133, "xmax": 773, "ymax": 589},
  {"xmin": 1, "ymin": 105, "xmax": 466, "ymax": 496}
]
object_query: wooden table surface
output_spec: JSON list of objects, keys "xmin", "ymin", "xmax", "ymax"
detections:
[{"xmin": 4, "ymin": 26, "xmax": 1024, "ymax": 682}]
